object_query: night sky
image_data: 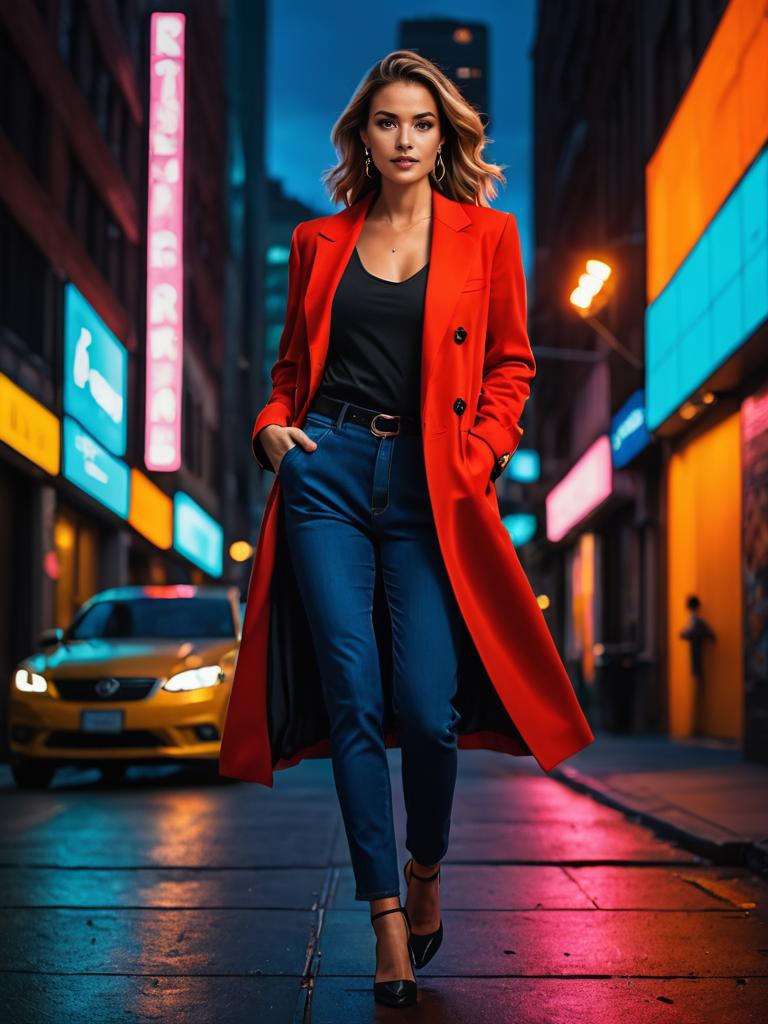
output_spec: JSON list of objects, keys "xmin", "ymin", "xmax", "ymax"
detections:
[{"xmin": 267, "ymin": 1, "xmax": 537, "ymax": 271}]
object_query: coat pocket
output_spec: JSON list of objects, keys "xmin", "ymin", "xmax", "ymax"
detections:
[{"xmin": 464, "ymin": 429, "xmax": 496, "ymax": 490}]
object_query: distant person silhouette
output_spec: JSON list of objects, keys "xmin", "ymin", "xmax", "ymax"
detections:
[{"xmin": 679, "ymin": 594, "xmax": 716, "ymax": 736}]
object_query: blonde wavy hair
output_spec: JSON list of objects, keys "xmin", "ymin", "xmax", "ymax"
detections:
[{"xmin": 321, "ymin": 49, "xmax": 507, "ymax": 208}]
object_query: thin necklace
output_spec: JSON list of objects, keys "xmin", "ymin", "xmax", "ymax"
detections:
[{"xmin": 374, "ymin": 213, "xmax": 432, "ymax": 252}]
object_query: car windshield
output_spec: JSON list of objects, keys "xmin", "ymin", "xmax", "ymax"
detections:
[{"xmin": 66, "ymin": 598, "xmax": 235, "ymax": 640}]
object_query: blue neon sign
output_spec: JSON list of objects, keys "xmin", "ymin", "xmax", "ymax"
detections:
[
  {"xmin": 62, "ymin": 416, "xmax": 130, "ymax": 518},
  {"xmin": 173, "ymin": 493, "xmax": 223, "ymax": 578},
  {"xmin": 63, "ymin": 284, "xmax": 128, "ymax": 456},
  {"xmin": 611, "ymin": 390, "xmax": 651, "ymax": 468},
  {"xmin": 508, "ymin": 449, "xmax": 540, "ymax": 483},
  {"xmin": 645, "ymin": 147, "xmax": 768, "ymax": 429},
  {"xmin": 502, "ymin": 513, "xmax": 537, "ymax": 547}
]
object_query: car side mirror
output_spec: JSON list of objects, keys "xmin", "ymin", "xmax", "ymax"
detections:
[{"xmin": 38, "ymin": 627, "xmax": 64, "ymax": 648}]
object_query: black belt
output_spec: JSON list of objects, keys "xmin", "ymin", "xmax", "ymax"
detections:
[{"xmin": 308, "ymin": 395, "xmax": 421, "ymax": 436}]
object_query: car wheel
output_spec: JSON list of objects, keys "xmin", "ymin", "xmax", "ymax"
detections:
[{"xmin": 11, "ymin": 759, "xmax": 56, "ymax": 789}]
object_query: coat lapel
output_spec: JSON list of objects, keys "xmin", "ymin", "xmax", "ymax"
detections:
[{"xmin": 302, "ymin": 187, "xmax": 478, "ymax": 421}]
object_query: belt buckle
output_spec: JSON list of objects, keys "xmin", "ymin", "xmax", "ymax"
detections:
[{"xmin": 370, "ymin": 412, "xmax": 400, "ymax": 437}]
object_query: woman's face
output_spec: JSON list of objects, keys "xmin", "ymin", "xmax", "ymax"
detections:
[{"xmin": 360, "ymin": 81, "xmax": 444, "ymax": 186}]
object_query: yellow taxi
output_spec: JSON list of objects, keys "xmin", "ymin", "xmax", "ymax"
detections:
[{"xmin": 7, "ymin": 584, "xmax": 242, "ymax": 788}]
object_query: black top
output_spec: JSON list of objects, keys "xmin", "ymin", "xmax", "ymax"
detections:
[{"xmin": 315, "ymin": 246, "xmax": 429, "ymax": 418}]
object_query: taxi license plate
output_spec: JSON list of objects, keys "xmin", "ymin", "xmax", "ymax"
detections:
[{"xmin": 80, "ymin": 709, "xmax": 124, "ymax": 733}]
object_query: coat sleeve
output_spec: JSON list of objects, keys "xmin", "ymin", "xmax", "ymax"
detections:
[
  {"xmin": 468, "ymin": 213, "xmax": 536, "ymax": 482},
  {"xmin": 251, "ymin": 224, "xmax": 305, "ymax": 471}
]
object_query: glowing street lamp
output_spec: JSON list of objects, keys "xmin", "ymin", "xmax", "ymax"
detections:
[
  {"xmin": 568, "ymin": 258, "xmax": 642, "ymax": 370},
  {"xmin": 570, "ymin": 259, "xmax": 613, "ymax": 316}
]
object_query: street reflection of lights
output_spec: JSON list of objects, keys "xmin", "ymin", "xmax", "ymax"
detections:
[
  {"xmin": 229, "ymin": 540, "xmax": 253, "ymax": 562},
  {"xmin": 142, "ymin": 792, "xmax": 213, "ymax": 895},
  {"xmin": 537, "ymin": 594, "xmax": 550, "ymax": 610},
  {"xmin": 15, "ymin": 669, "xmax": 48, "ymax": 693}
]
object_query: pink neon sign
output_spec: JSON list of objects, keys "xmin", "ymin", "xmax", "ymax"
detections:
[
  {"xmin": 145, "ymin": 13, "xmax": 185, "ymax": 472},
  {"xmin": 545, "ymin": 435, "xmax": 613, "ymax": 542}
]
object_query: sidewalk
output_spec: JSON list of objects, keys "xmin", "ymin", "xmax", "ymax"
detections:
[
  {"xmin": 3, "ymin": 749, "xmax": 768, "ymax": 1020},
  {"xmin": 551, "ymin": 732, "xmax": 768, "ymax": 871}
]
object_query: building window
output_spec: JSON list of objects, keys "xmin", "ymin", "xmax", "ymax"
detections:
[
  {"xmin": 183, "ymin": 388, "xmax": 202, "ymax": 477},
  {"xmin": 654, "ymin": 1, "xmax": 681, "ymax": 139},
  {"xmin": 57, "ymin": 0, "xmax": 138, "ymax": 181},
  {"xmin": 66, "ymin": 151, "xmax": 131, "ymax": 307},
  {"xmin": 206, "ymin": 422, "xmax": 219, "ymax": 490},
  {"xmin": 0, "ymin": 24, "xmax": 49, "ymax": 188},
  {"xmin": 113, "ymin": 0, "xmax": 142, "ymax": 64},
  {"xmin": 0, "ymin": 206, "xmax": 57, "ymax": 365},
  {"xmin": 605, "ymin": 52, "xmax": 634, "ymax": 230},
  {"xmin": 187, "ymin": 279, "xmax": 216, "ymax": 370},
  {"xmin": 182, "ymin": 386, "xmax": 220, "ymax": 491}
]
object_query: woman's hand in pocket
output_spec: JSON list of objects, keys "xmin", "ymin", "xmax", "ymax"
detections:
[
  {"xmin": 465, "ymin": 430, "xmax": 496, "ymax": 489},
  {"xmin": 258, "ymin": 424, "xmax": 318, "ymax": 473}
]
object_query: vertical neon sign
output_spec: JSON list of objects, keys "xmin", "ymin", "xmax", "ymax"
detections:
[{"xmin": 145, "ymin": 12, "xmax": 185, "ymax": 472}]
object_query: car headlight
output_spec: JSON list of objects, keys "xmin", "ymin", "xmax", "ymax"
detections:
[
  {"xmin": 14, "ymin": 669, "xmax": 48, "ymax": 693},
  {"xmin": 162, "ymin": 665, "xmax": 224, "ymax": 692}
]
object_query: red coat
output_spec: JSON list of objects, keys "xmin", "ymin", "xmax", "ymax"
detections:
[{"xmin": 218, "ymin": 186, "xmax": 594, "ymax": 785}]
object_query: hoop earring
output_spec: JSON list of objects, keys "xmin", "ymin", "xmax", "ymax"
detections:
[
  {"xmin": 364, "ymin": 146, "xmax": 375, "ymax": 179},
  {"xmin": 433, "ymin": 148, "xmax": 446, "ymax": 182}
]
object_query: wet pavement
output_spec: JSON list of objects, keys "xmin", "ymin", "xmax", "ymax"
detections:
[
  {"xmin": 1, "ymin": 750, "xmax": 767, "ymax": 1023},
  {"xmin": 551, "ymin": 733, "xmax": 768, "ymax": 870}
]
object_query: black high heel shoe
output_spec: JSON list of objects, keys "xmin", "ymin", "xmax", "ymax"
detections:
[
  {"xmin": 403, "ymin": 857, "xmax": 444, "ymax": 968},
  {"xmin": 370, "ymin": 905, "xmax": 418, "ymax": 1008}
]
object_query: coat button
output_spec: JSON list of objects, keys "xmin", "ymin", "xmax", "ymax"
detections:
[
  {"xmin": 453, "ymin": 397, "xmax": 466, "ymax": 415},
  {"xmin": 454, "ymin": 326, "xmax": 468, "ymax": 344}
]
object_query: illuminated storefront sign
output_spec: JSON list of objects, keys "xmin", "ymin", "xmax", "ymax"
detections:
[
  {"xmin": 173, "ymin": 492, "xmax": 223, "ymax": 577},
  {"xmin": 145, "ymin": 12, "xmax": 186, "ymax": 472},
  {"xmin": 646, "ymin": 0, "xmax": 768, "ymax": 304},
  {"xmin": 545, "ymin": 435, "xmax": 613, "ymax": 543},
  {"xmin": 62, "ymin": 416, "xmax": 130, "ymax": 518},
  {"xmin": 508, "ymin": 448, "xmax": 540, "ymax": 483},
  {"xmin": 645, "ymin": 0, "xmax": 768, "ymax": 430},
  {"xmin": 0, "ymin": 374, "xmax": 60, "ymax": 474},
  {"xmin": 129, "ymin": 469, "xmax": 173, "ymax": 549},
  {"xmin": 646, "ymin": 147, "xmax": 768, "ymax": 429},
  {"xmin": 63, "ymin": 284, "xmax": 127, "ymax": 456},
  {"xmin": 611, "ymin": 389, "xmax": 651, "ymax": 467}
]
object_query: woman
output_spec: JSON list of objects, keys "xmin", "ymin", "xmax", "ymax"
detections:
[{"xmin": 219, "ymin": 51, "xmax": 594, "ymax": 1008}]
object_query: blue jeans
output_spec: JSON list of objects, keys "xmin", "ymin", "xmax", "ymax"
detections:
[{"xmin": 278, "ymin": 401, "xmax": 464, "ymax": 901}]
